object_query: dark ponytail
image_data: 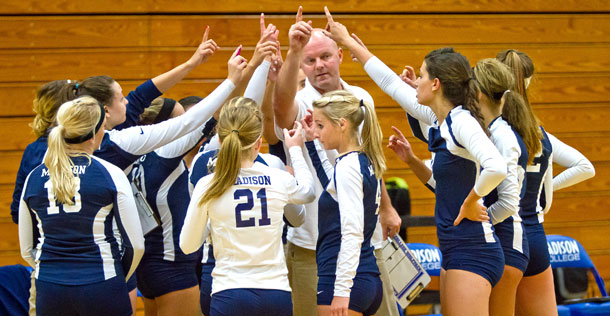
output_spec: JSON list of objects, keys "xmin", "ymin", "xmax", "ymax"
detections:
[{"xmin": 424, "ymin": 48, "xmax": 488, "ymax": 135}]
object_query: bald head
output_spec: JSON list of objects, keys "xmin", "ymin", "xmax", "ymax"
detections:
[
  {"xmin": 307, "ymin": 29, "xmax": 339, "ymax": 51},
  {"xmin": 301, "ymin": 29, "xmax": 343, "ymax": 94}
]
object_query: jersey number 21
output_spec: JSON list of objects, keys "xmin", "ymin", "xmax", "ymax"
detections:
[{"xmin": 234, "ymin": 188, "xmax": 271, "ymax": 228}]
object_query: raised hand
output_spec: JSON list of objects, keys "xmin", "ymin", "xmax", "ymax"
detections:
[
  {"xmin": 251, "ymin": 21, "xmax": 279, "ymax": 67},
  {"xmin": 400, "ymin": 65, "xmax": 418, "ymax": 89},
  {"xmin": 283, "ymin": 121, "xmax": 304, "ymax": 148},
  {"xmin": 300, "ymin": 109, "xmax": 315, "ymax": 141},
  {"xmin": 186, "ymin": 26, "xmax": 220, "ymax": 68},
  {"xmin": 348, "ymin": 33, "xmax": 367, "ymax": 62},
  {"xmin": 388, "ymin": 126, "xmax": 416, "ymax": 164},
  {"xmin": 267, "ymin": 50, "xmax": 283, "ymax": 83},
  {"xmin": 227, "ymin": 45, "xmax": 248, "ymax": 85},
  {"xmin": 322, "ymin": 6, "xmax": 351, "ymax": 44},
  {"xmin": 288, "ymin": 6, "xmax": 313, "ymax": 52}
]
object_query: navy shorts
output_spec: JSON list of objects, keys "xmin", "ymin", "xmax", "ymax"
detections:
[
  {"xmin": 126, "ymin": 274, "xmax": 137, "ymax": 292},
  {"xmin": 523, "ymin": 223, "xmax": 551, "ymax": 277},
  {"xmin": 200, "ymin": 264, "xmax": 214, "ymax": 316},
  {"xmin": 317, "ymin": 273, "xmax": 383, "ymax": 316},
  {"xmin": 494, "ymin": 220, "xmax": 530, "ymax": 273},
  {"xmin": 440, "ymin": 237, "xmax": 505, "ymax": 287},
  {"xmin": 36, "ymin": 276, "xmax": 132, "ymax": 316},
  {"xmin": 210, "ymin": 288, "xmax": 292, "ymax": 316},
  {"xmin": 136, "ymin": 257, "xmax": 199, "ymax": 299}
]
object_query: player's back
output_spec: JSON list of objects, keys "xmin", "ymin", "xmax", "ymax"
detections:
[
  {"xmin": 21, "ymin": 156, "xmax": 126, "ymax": 285},
  {"xmin": 201, "ymin": 163, "xmax": 294, "ymax": 294}
]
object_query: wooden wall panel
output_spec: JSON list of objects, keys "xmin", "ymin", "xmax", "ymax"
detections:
[
  {"xmin": 1, "ymin": 0, "xmax": 609, "ymax": 290},
  {"xmin": 2, "ymin": 0, "xmax": 609, "ymax": 14}
]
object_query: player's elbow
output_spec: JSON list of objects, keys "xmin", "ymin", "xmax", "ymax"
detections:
[{"xmin": 582, "ymin": 160, "xmax": 596, "ymax": 180}]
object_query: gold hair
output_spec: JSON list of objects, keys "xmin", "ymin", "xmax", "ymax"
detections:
[
  {"xmin": 31, "ymin": 80, "xmax": 78, "ymax": 137},
  {"xmin": 313, "ymin": 90, "xmax": 386, "ymax": 178},
  {"xmin": 138, "ymin": 97, "xmax": 165, "ymax": 125},
  {"xmin": 44, "ymin": 96, "xmax": 101, "ymax": 204},
  {"xmin": 198, "ymin": 97, "xmax": 262, "ymax": 208},
  {"xmin": 474, "ymin": 58, "xmax": 542, "ymax": 164}
]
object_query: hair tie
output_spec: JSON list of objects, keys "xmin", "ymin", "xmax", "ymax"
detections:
[
  {"xmin": 232, "ymin": 129, "xmax": 239, "ymax": 135},
  {"xmin": 503, "ymin": 89, "xmax": 510, "ymax": 96},
  {"xmin": 64, "ymin": 100, "xmax": 105, "ymax": 144},
  {"xmin": 153, "ymin": 98, "xmax": 176, "ymax": 124},
  {"xmin": 74, "ymin": 82, "xmax": 80, "ymax": 94}
]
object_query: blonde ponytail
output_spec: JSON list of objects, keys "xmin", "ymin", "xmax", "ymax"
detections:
[
  {"xmin": 198, "ymin": 97, "xmax": 262, "ymax": 208},
  {"xmin": 31, "ymin": 80, "xmax": 78, "ymax": 137},
  {"xmin": 313, "ymin": 90, "xmax": 386, "ymax": 178},
  {"xmin": 44, "ymin": 96, "xmax": 102, "ymax": 204},
  {"xmin": 359, "ymin": 99, "xmax": 386, "ymax": 178},
  {"xmin": 474, "ymin": 58, "xmax": 542, "ymax": 164}
]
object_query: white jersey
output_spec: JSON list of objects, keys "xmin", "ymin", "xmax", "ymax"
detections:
[
  {"xmin": 547, "ymin": 132, "xmax": 595, "ymax": 191},
  {"xmin": 180, "ymin": 147, "xmax": 315, "ymax": 294},
  {"xmin": 274, "ymin": 78, "xmax": 383, "ymax": 250}
]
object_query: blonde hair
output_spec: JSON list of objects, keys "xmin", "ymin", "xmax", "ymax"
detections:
[
  {"xmin": 139, "ymin": 97, "xmax": 165, "ymax": 125},
  {"xmin": 44, "ymin": 96, "xmax": 102, "ymax": 204},
  {"xmin": 474, "ymin": 59, "xmax": 542, "ymax": 164},
  {"xmin": 198, "ymin": 97, "xmax": 262, "ymax": 207},
  {"xmin": 31, "ymin": 80, "xmax": 79, "ymax": 137},
  {"xmin": 312, "ymin": 90, "xmax": 386, "ymax": 178}
]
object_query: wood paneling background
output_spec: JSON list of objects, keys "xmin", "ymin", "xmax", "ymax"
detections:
[{"xmin": 1, "ymin": 1, "xmax": 608, "ymax": 313}]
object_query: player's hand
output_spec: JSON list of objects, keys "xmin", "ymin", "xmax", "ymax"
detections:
[
  {"xmin": 322, "ymin": 7, "xmax": 350, "ymax": 45},
  {"xmin": 400, "ymin": 65, "xmax": 418, "ymax": 89},
  {"xmin": 283, "ymin": 121, "xmax": 304, "ymax": 148},
  {"xmin": 186, "ymin": 26, "xmax": 220, "ymax": 68},
  {"xmin": 388, "ymin": 126, "xmax": 416, "ymax": 164},
  {"xmin": 300, "ymin": 109, "xmax": 315, "ymax": 141},
  {"xmin": 227, "ymin": 46, "xmax": 248, "ymax": 85},
  {"xmin": 348, "ymin": 33, "xmax": 367, "ymax": 62},
  {"xmin": 330, "ymin": 296, "xmax": 350, "ymax": 316},
  {"xmin": 288, "ymin": 6, "xmax": 313, "ymax": 52},
  {"xmin": 454, "ymin": 199, "xmax": 489, "ymax": 226},
  {"xmin": 379, "ymin": 205, "xmax": 402, "ymax": 239},
  {"xmin": 267, "ymin": 50, "xmax": 283, "ymax": 83},
  {"xmin": 251, "ymin": 23, "xmax": 279, "ymax": 67}
]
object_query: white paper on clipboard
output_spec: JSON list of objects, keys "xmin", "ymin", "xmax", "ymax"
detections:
[{"xmin": 381, "ymin": 235, "xmax": 431, "ymax": 308}]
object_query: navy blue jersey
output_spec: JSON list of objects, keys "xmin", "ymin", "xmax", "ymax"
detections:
[
  {"xmin": 19, "ymin": 156, "xmax": 143, "ymax": 285},
  {"xmin": 313, "ymin": 151, "xmax": 380, "ymax": 297},
  {"xmin": 520, "ymin": 127, "xmax": 553, "ymax": 225},
  {"xmin": 114, "ymin": 79, "xmax": 162, "ymax": 131},
  {"xmin": 130, "ymin": 118, "xmax": 216, "ymax": 262},
  {"xmin": 11, "ymin": 79, "xmax": 161, "ymax": 223}
]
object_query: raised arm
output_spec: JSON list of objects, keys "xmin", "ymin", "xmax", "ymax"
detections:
[
  {"xmin": 152, "ymin": 26, "xmax": 219, "ymax": 93},
  {"xmin": 105, "ymin": 50, "xmax": 246, "ymax": 157},
  {"xmin": 154, "ymin": 117, "xmax": 217, "ymax": 160},
  {"xmin": 323, "ymin": 8, "xmax": 436, "ymax": 126},
  {"xmin": 283, "ymin": 122, "xmax": 316, "ymax": 204},
  {"xmin": 226, "ymin": 14, "xmax": 278, "ymax": 105},
  {"xmin": 180, "ymin": 178, "xmax": 211, "ymax": 254},
  {"xmin": 274, "ymin": 7, "xmax": 313, "ymax": 129},
  {"xmin": 388, "ymin": 126, "xmax": 435, "ymax": 190},
  {"xmin": 115, "ymin": 27, "xmax": 219, "ymax": 131},
  {"xmin": 548, "ymin": 132, "xmax": 595, "ymax": 191}
]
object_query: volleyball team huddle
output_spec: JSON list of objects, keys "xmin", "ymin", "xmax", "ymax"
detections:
[{"xmin": 13, "ymin": 6, "xmax": 595, "ymax": 316}]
